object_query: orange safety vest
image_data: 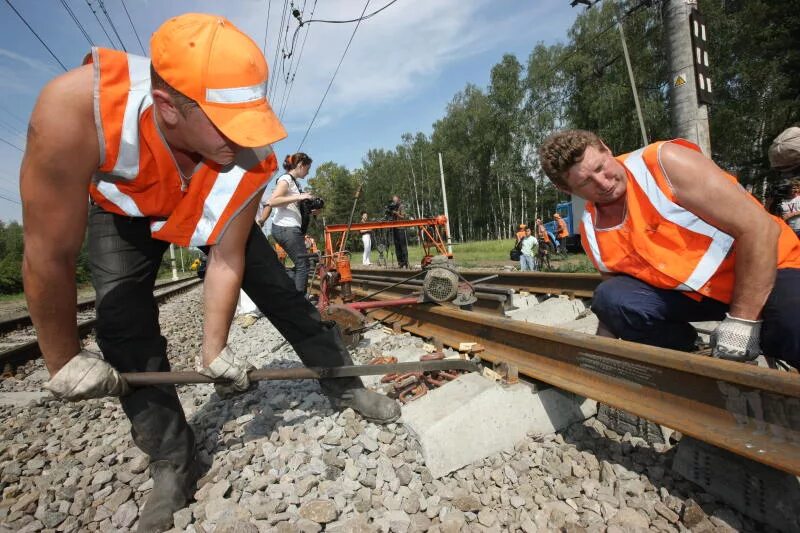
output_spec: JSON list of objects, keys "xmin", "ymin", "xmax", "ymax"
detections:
[
  {"xmin": 581, "ymin": 139, "xmax": 800, "ymax": 304},
  {"xmin": 84, "ymin": 48, "xmax": 277, "ymax": 247},
  {"xmin": 537, "ymin": 224, "xmax": 550, "ymax": 243},
  {"xmin": 555, "ymin": 217, "xmax": 569, "ymax": 238}
]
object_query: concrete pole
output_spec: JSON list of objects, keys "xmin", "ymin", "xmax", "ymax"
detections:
[
  {"xmin": 617, "ymin": 20, "xmax": 648, "ymax": 146},
  {"xmin": 179, "ymin": 247, "xmax": 185, "ymax": 272},
  {"xmin": 169, "ymin": 244, "xmax": 179, "ymax": 281},
  {"xmin": 663, "ymin": 0, "xmax": 711, "ymax": 154},
  {"xmin": 438, "ymin": 152, "xmax": 453, "ymax": 254}
]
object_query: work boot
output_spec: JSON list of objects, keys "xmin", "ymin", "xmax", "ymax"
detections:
[
  {"xmin": 137, "ymin": 459, "xmax": 200, "ymax": 532},
  {"xmin": 324, "ymin": 383, "xmax": 401, "ymax": 424}
]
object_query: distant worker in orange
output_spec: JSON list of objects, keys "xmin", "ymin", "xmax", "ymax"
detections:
[
  {"xmin": 535, "ymin": 218, "xmax": 552, "ymax": 251},
  {"xmin": 305, "ymin": 234, "xmax": 319, "ymax": 254},
  {"xmin": 554, "ymin": 212, "xmax": 569, "ymax": 254},
  {"xmin": 274, "ymin": 241, "xmax": 288, "ymax": 265},
  {"xmin": 516, "ymin": 223, "xmax": 527, "ymax": 243}
]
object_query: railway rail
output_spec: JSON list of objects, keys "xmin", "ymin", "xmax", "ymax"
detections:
[
  {"xmin": 350, "ymin": 267, "xmax": 601, "ymax": 299},
  {"xmin": 353, "ymin": 287, "xmax": 800, "ymax": 478},
  {"xmin": 0, "ymin": 277, "xmax": 202, "ymax": 372},
  {"xmin": 0, "ymin": 276, "xmax": 197, "ymax": 336}
]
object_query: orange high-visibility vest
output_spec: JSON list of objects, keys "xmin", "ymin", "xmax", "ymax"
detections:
[
  {"xmin": 581, "ymin": 139, "xmax": 800, "ymax": 304},
  {"xmin": 537, "ymin": 224, "xmax": 550, "ymax": 243},
  {"xmin": 84, "ymin": 48, "xmax": 277, "ymax": 247},
  {"xmin": 555, "ymin": 217, "xmax": 569, "ymax": 238}
]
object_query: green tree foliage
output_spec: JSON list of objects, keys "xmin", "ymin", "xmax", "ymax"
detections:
[{"xmin": 310, "ymin": 0, "xmax": 797, "ymax": 243}]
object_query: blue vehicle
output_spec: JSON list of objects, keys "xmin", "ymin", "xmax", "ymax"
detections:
[{"xmin": 543, "ymin": 197, "xmax": 585, "ymax": 253}]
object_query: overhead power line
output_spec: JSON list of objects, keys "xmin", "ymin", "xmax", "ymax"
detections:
[
  {"xmin": 3, "ymin": 0, "xmax": 68, "ymax": 71},
  {"xmin": 262, "ymin": 0, "xmax": 272, "ymax": 56},
  {"xmin": 0, "ymin": 134, "xmax": 24, "ymax": 153},
  {"xmin": 85, "ymin": 0, "xmax": 120, "ymax": 49},
  {"xmin": 59, "ymin": 0, "xmax": 95, "ymax": 46},
  {"xmin": 297, "ymin": 0, "xmax": 371, "ymax": 151},
  {"xmin": 268, "ymin": 0, "xmax": 290, "ymax": 101},
  {"xmin": 279, "ymin": 0, "xmax": 318, "ymax": 120},
  {"xmin": 120, "ymin": 0, "xmax": 145, "ymax": 54},
  {"xmin": 293, "ymin": 0, "xmax": 399, "ymax": 25},
  {"xmin": 97, "ymin": 0, "xmax": 128, "ymax": 52}
]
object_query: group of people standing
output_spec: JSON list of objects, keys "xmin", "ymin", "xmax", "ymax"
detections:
[{"xmin": 514, "ymin": 213, "xmax": 570, "ymax": 271}]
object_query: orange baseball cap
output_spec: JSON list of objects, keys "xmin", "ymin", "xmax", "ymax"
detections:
[{"xmin": 150, "ymin": 13, "xmax": 287, "ymax": 148}]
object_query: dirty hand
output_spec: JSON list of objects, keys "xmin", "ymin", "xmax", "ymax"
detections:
[
  {"xmin": 44, "ymin": 350, "xmax": 129, "ymax": 401},
  {"xmin": 710, "ymin": 313, "xmax": 761, "ymax": 362},
  {"xmin": 198, "ymin": 345, "xmax": 254, "ymax": 397}
]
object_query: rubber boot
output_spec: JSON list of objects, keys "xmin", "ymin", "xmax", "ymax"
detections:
[
  {"xmin": 292, "ymin": 322, "xmax": 401, "ymax": 424},
  {"xmin": 137, "ymin": 459, "xmax": 201, "ymax": 533}
]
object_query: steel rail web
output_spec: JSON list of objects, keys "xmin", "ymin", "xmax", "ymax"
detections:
[
  {"xmin": 350, "ymin": 267, "xmax": 601, "ymax": 298},
  {"xmin": 361, "ymin": 295, "xmax": 800, "ymax": 476}
]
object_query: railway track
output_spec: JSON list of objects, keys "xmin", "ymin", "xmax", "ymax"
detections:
[
  {"xmin": 348, "ymin": 286, "xmax": 800, "ymax": 478},
  {"xmin": 0, "ymin": 277, "xmax": 202, "ymax": 372},
  {"xmin": 0, "ymin": 276, "xmax": 197, "ymax": 336},
  {"xmin": 350, "ymin": 267, "xmax": 601, "ymax": 299}
]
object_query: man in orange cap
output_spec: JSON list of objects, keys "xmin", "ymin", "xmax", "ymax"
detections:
[{"xmin": 21, "ymin": 14, "xmax": 399, "ymax": 532}]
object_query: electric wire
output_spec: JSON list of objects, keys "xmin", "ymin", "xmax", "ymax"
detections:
[
  {"xmin": 59, "ymin": 0, "xmax": 95, "ymax": 46},
  {"xmin": 0, "ymin": 192, "xmax": 21, "ymax": 205},
  {"xmin": 297, "ymin": 0, "xmax": 399, "ymax": 25},
  {"xmin": 278, "ymin": 0, "xmax": 318, "ymax": 120},
  {"xmin": 274, "ymin": 0, "xmax": 297, "ymax": 108},
  {"xmin": 3, "ymin": 0, "xmax": 68, "ymax": 71},
  {"xmin": 262, "ymin": 0, "xmax": 272, "ymax": 56},
  {"xmin": 0, "ymin": 134, "xmax": 23, "ymax": 153},
  {"xmin": 85, "ymin": 0, "xmax": 119, "ymax": 49},
  {"xmin": 297, "ymin": 0, "xmax": 371, "ymax": 151},
  {"xmin": 119, "ymin": 0, "xmax": 145, "ymax": 55},
  {"xmin": 97, "ymin": 0, "xmax": 128, "ymax": 52},
  {"xmin": 268, "ymin": 0, "xmax": 290, "ymax": 101}
]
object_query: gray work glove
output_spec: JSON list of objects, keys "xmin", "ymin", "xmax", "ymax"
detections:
[
  {"xmin": 198, "ymin": 345, "xmax": 254, "ymax": 398},
  {"xmin": 44, "ymin": 350, "xmax": 129, "ymax": 401},
  {"xmin": 710, "ymin": 313, "xmax": 762, "ymax": 362}
]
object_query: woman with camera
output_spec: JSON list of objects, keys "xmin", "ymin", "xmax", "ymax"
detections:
[{"xmin": 268, "ymin": 152, "xmax": 319, "ymax": 294}]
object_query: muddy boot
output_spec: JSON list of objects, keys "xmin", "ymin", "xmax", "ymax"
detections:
[{"xmin": 137, "ymin": 459, "xmax": 200, "ymax": 532}]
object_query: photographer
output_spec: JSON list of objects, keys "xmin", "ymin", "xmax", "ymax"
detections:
[
  {"xmin": 269, "ymin": 152, "xmax": 320, "ymax": 293},
  {"xmin": 768, "ymin": 127, "xmax": 800, "ymax": 239},
  {"xmin": 387, "ymin": 195, "xmax": 409, "ymax": 268}
]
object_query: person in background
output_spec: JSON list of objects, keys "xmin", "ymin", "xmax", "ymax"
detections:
[
  {"xmin": 388, "ymin": 195, "xmax": 409, "ymax": 268},
  {"xmin": 519, "ymin": 227, "xmax": 539, "ymax": 271},
  {"xmin": 515, "ymin": 223, "xmax": 527, "ymax": 243},
  {"xmin": 554, "ymin": 212, "xmax": 569, "ymax": 254},
  {"xmin": 305, "ymin": 234, "xmax": 318, "ymax": 254},
  {"xmin": 768, "ymin": 127, "xmax": 800, "ymax": 240},
  {"xmin": 535, "ymin": 218, "xmax": 552, "ymax": 252},
  {"xmin": 360, "ymin": 212, "xmax": 372, "ymax": 266},
  {"xmin": 269, "ymin": 153, "xmax": 317, "ymax": 294},
  {"xmin": 539, "ymin": 129, "xmax": 800, "ymax": 366}
]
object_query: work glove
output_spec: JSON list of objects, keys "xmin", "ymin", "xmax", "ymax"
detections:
[
  {"xmin": 44, "ymin": 350, "xmax": 129, "ymax": 401},
  {"xmin": 710, "ymin": 313, "xmax": 762, "ymax": 362},
  {"xmin": 198, "ymin": 345, "xmax": 254, "ymax": 398}
]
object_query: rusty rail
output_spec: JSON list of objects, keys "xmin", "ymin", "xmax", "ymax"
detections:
[
  {"xmin": 360, "ymin": 291, "xmax": 800, "ymax": 476},
  {"xmin": 350, "ymin": 268, "xmax": 601, "ymax": 298}
]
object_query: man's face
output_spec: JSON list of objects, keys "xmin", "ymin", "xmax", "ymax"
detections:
[
  {"xmin": 180, "ymin": 106, "xmax": 240, "ymax": 165},
  {"xmin": 793, "ymin": 184, "xmax": 800, "ymax": 198},
  {"xmin": 525, "ymin": 228, "xmax": 531, "ymax": 237},
  {"xmin": 392, "ymin": 195, "xmax": 400, "ymax": 204},
  {"xmin": 563, "ymin": 145, "xmax": 627, "ymax": 205}
]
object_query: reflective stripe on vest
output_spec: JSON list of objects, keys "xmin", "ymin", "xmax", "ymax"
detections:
[
  {"xmin": 582, "ymin": 145, "xmax": 734, "ymax": 292},
  {"xmin": 95, "ymin": 180, "xmax": 144, "ymax": 217}
]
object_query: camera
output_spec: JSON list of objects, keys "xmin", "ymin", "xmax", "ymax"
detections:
[
  {"xmin": 301, "ymin": 197, "xmax": 325, "ymax": 211},
  {"xmin": 385, "ymin": 201, "xmax": 400, "ymax": 219}
]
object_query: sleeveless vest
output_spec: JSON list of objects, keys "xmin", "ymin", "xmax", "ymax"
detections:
[
  {"xmin": 581, "ymin": 139, "xmax": 800, "ymax": 304},
  {"xmin": 85, "ymin": 47, "xmax": 277, "ymax": 246}
]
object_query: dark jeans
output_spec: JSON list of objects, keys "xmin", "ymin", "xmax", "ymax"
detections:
[
  {"xmin": 591, "ymin": 271, "xmax": 800, "ymax": 366},
  {"xmin": 89, "ymin": 208, "xmax": 362, "ymax": 467},
  {"xmin": 393, "ymin": 227, "xmax": 408, "ymax": 267},
  {"xmin": 272, "ymin": 224, "xmax": 310, "ymax": 293}
]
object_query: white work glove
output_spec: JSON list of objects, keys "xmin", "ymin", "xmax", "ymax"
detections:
[
  {"xmin": 44, "ymin": 350, "xmax": 129, "ymax": 401},
  {"xmin": 710, "ymin": 313, "xmax": 762, "ymax": 362},
  {"xmin": 198, "ymin": 345, "xmax": 254, "ymax": 398}
]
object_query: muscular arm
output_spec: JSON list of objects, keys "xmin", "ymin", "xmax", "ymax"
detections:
[
  {"xmin": 21, "ymin": 65, "xmax": 98, "ymax": 375},
  {"xmin": 660, "ymin": 143, "xmax": 779, "ymax": 320},
  {"xmin": 201, "ymin": 194, "xmax": 260, "ymax": 366}
]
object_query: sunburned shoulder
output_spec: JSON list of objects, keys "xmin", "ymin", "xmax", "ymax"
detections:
[{"xmin": 33, "ymin": 65, "xmax": 94, "ymax": 127}]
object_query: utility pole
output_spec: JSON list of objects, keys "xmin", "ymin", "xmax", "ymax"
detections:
[
  {"xmin": 617, "ymin": 19, "xmax": 648, "ymax": 145},
  {"xmin": 169, "ymin": 244, "xmax": 178, "ymax": 281},
  {"xmin": 663, "ymin": 0, "xmax": 712, "ymax": 154},
  {"xmin": 437, "ymin": 153, "xmax": 453, "ymax": 255}
]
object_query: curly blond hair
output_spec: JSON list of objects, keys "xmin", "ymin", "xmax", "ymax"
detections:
[{"xmin": 538, "ymin": 130, "xmax": 605, "ymax": 189}]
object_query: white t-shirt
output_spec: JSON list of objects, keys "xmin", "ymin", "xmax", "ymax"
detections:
[
  {"xmin": 272, "ymin": 174, "xmax": 302, "ymax": 228},
  {"xmin": 780, "ymin": 195, "xmax": 800, "ymax": 232}
]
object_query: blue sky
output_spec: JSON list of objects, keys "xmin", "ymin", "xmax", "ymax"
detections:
[{"xmin": 0, "ymin": 0, "xmax": 580, "ymax": 222}]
